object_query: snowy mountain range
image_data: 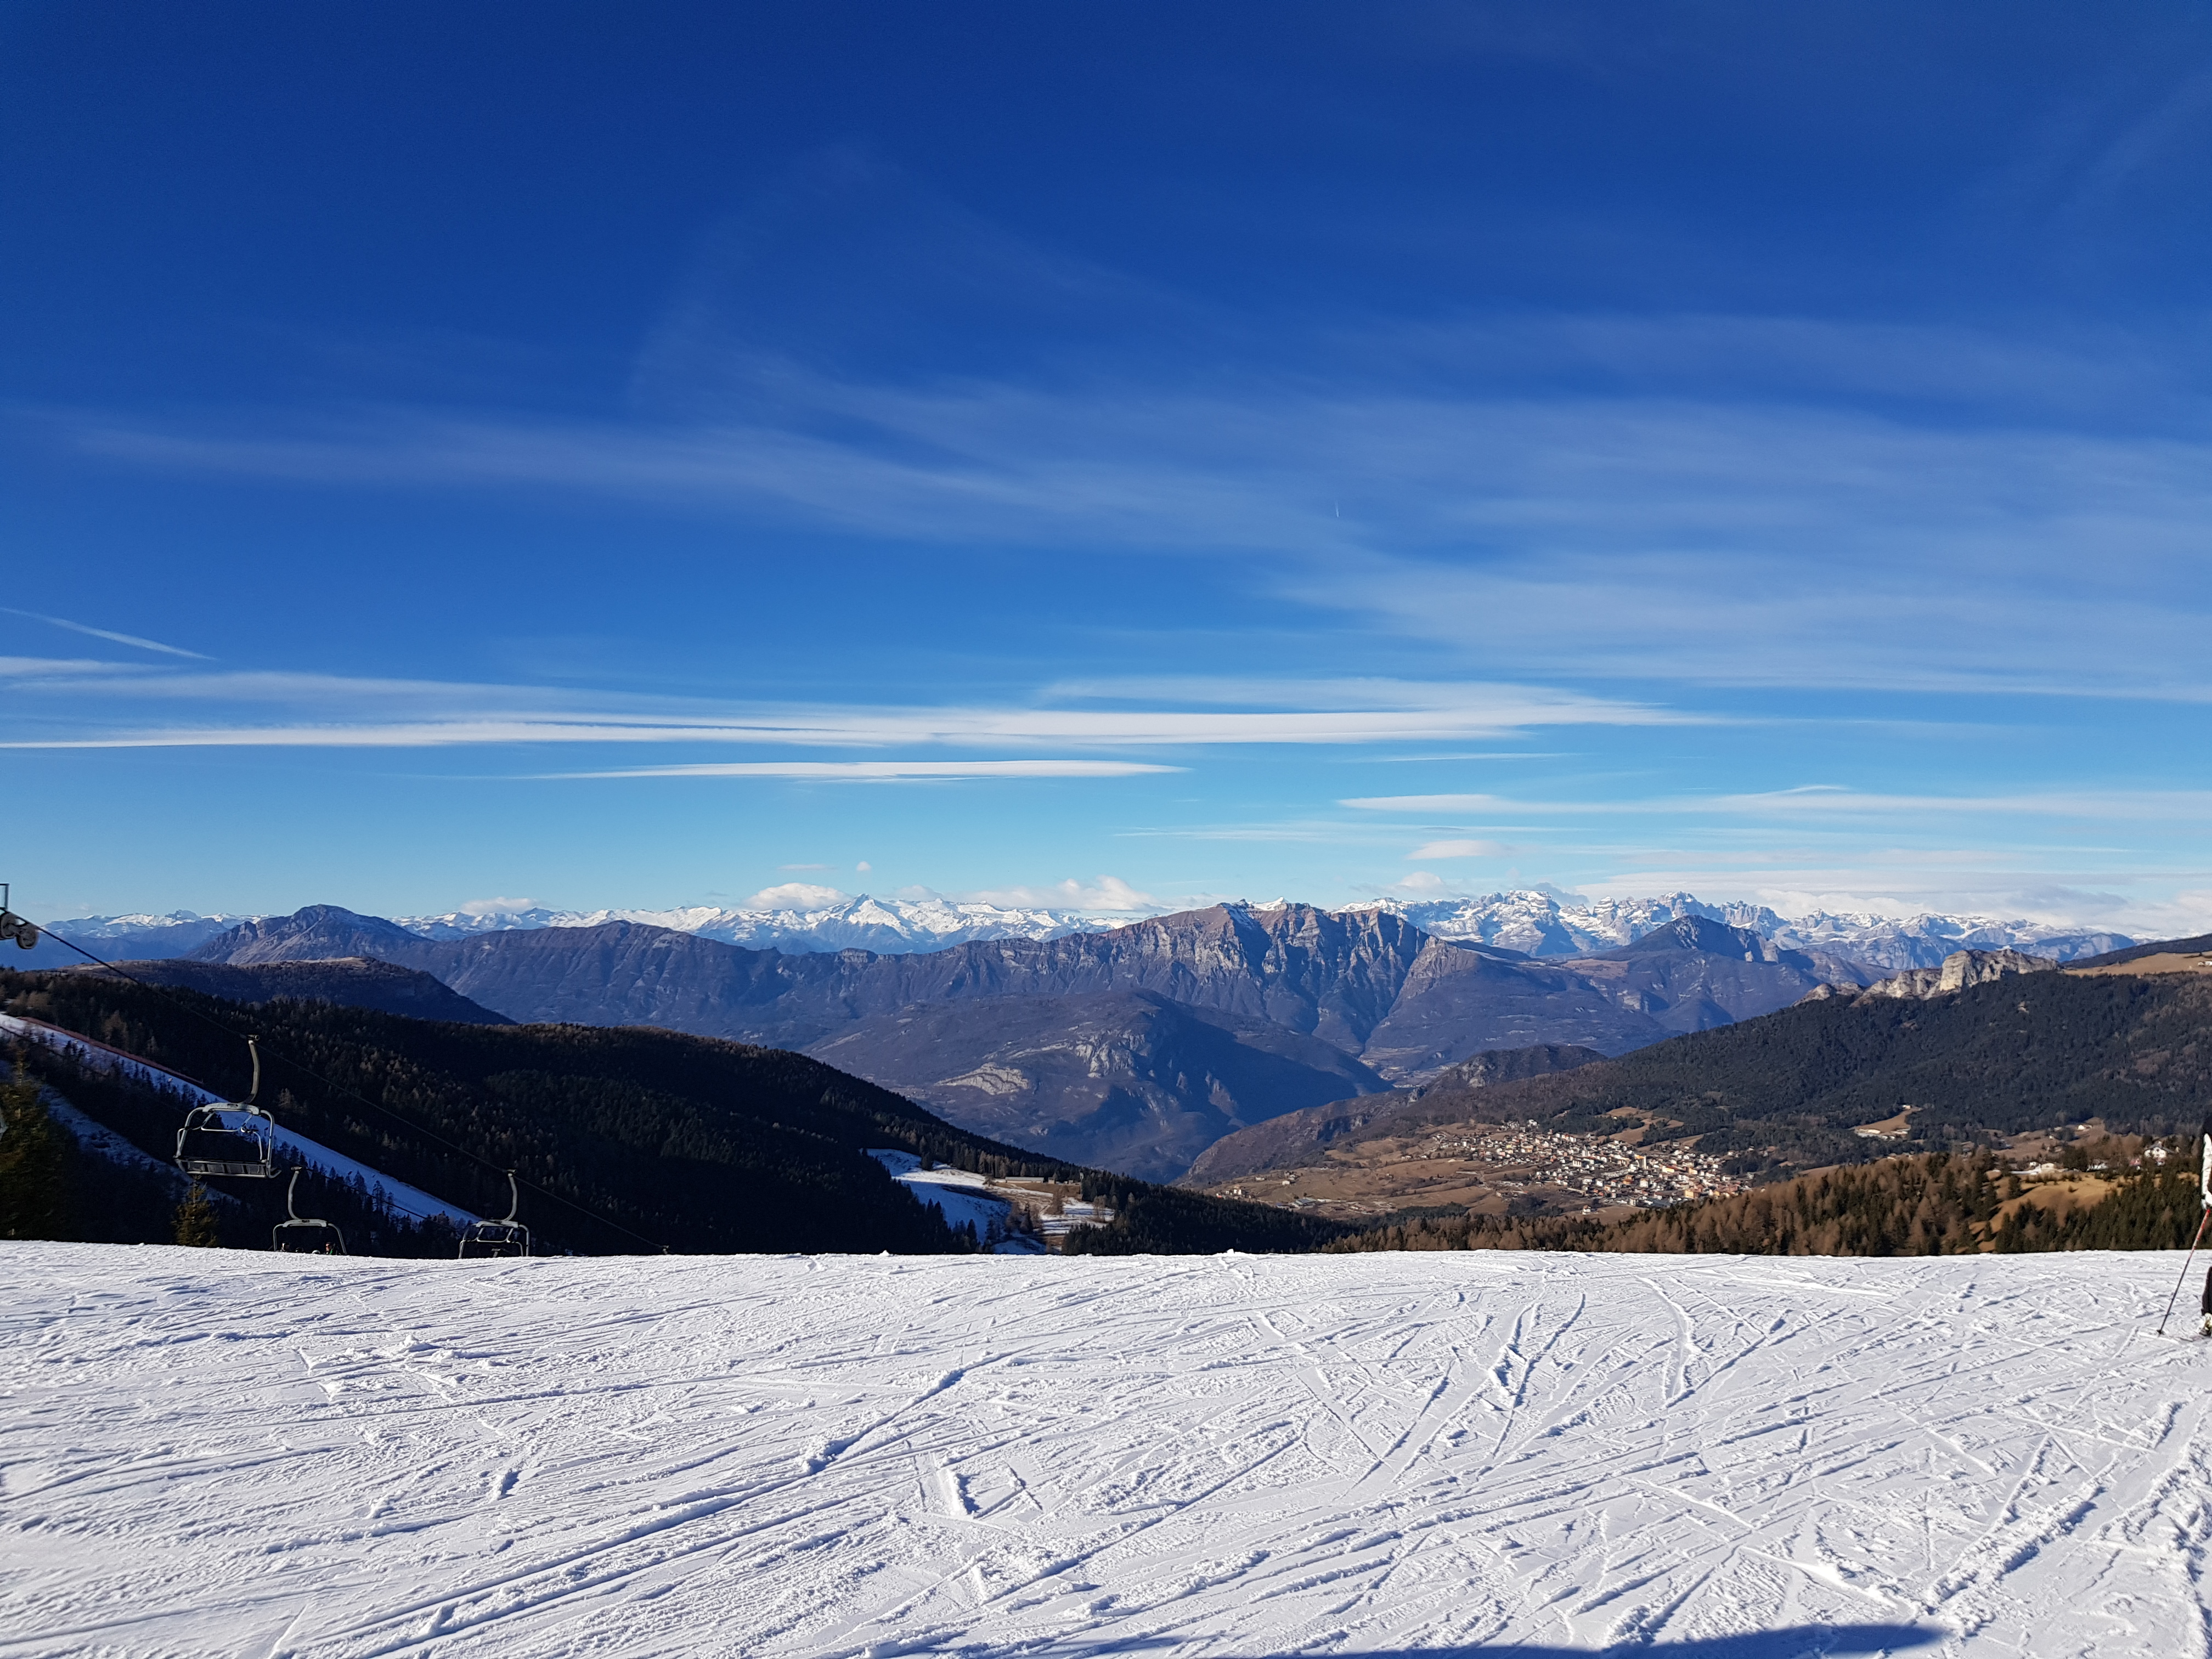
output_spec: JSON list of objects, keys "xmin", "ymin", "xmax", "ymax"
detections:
[
  {"xmin": 392, "ymin": 894, "xmax": 1092, "ymax": 953},
  {"xmin": 1364, "ymin": 890, "xmax": 2131, "ymax": 968},
  {"xmin": 33, "ymin": 889, "xmax": 2134, "ymax": 970}
]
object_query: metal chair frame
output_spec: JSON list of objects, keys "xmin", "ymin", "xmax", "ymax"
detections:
[
  {"xmin": 459, "ymin": 1171, "xmax": 531, "ymax": 1259},
  {"xmin": 174, "ymin": 1036, "xmax": 281, "ymax": 1180},
  {"xmin": 271, "ymin": 1166, "xmax": 347, "ymax": 1255}
]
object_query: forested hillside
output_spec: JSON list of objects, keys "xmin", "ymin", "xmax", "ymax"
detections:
[
  {"xmin": 0, "ymin": 970, "xmax": 1347, "ymax": 1256},
  {"xmin": 5, "ymin": 978, "xmax": 974, "ymax": 1254},
  {"xmin": 1277, "ymin": 966, "xmax": 2212, "ymax": 1183}
]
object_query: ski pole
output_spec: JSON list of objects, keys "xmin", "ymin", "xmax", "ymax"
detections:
[
  {"xmin": 2159, "ymin": 1116, "xmax": 2212, "ymax": 1338},
  {"xmin": 2157, "ymin": 1207, "xmax": 2211, "ymax": 1338}
]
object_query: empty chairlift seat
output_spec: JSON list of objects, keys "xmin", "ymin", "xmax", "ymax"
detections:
[
  {"xmin": 174, "ymin": 1036, "xmax": 281, "ymax": 1181},
  {"xmin": 270, "ymin": 1166, "xmax": 346, "ymax": 1255}
]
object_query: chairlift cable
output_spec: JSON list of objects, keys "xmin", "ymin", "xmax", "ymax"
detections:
[{"xmin": 17, "ymin": 924, "xmax": 667, "ymax": 1252}]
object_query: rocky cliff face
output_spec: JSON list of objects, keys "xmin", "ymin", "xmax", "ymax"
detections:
[
  {"xmin": 1555, "ymin": 917, "xmax": 1859, "ymax": 1034},
  {"xmin": 823, "ymin": 903, "xmax": 1433, "ymax": 1051},
  {"xmin": 188, "ymin": 904, "xmax": 1437, "ymax": 1054},
  {"xmin": 1806, "ymin": 948, "xmax": 2058, "ymax": 1005}
]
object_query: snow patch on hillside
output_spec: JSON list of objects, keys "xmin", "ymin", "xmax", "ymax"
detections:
[
  {"xmin": 4, "ymin": 1244, "xmax": 2205, "ymax": 1657},
  {"xmin": 865, "ymin": 1148, "xmax": 1015, "ymax": 1241}
]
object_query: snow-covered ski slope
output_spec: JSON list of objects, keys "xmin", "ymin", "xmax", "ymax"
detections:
[{"xmin": 4, "ymin": 1245, "xmax": 2207, "ymax": 1658}]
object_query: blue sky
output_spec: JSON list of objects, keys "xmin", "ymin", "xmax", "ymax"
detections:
[{"xmin": 6, "ymin": 2, "xmax": 2212, "ymax": 933}]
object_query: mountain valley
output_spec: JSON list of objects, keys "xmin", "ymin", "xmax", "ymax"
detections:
[{"xmin": 805, "ymin": 990, "xmax": 1388, "ymax": 1181}]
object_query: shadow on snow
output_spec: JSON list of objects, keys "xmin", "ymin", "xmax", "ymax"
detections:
[{"xmin": 971, "ymin": 1626, "xmax": 1944, "ymax": 1659}]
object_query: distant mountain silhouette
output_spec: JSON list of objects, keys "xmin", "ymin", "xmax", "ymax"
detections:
[
  {"xmin": 185, "ymin": 905, "xmax": 434, "ymax": 965},
  {"xmin": 66, "ymin": 955, "xmax": 512, "ymax": 1025}
]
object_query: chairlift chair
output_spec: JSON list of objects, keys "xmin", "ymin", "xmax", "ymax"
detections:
[
  {"xmin": 175, "ymin": 1035, "xmax": 280, "ymax": 1179},
  {"xmin": 459, "ymin": 1171, "xmax": 530, "ymax": 1259},
  {"xmin": 270, "ymin": 1166, "xmax": 347, "ymax": 1254}
]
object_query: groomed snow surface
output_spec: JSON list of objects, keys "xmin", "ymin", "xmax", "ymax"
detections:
[{"xmin": 4, "ymin": 1246, "xmax": 2207, "ymax": 1658}]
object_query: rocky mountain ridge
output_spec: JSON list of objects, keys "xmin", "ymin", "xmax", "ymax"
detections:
[
  {"xmin": 15, "ymin": 911, "xmax": 250, "ymax": 969},
  {"xmin": 1368, "ymin": 891, "xmax": 2131, "ymax": 968},
  {"xmin": 1798, "ymin": 948, "xmax": 2059, "ymax": 1006},
  {"xmin": 806, "ymin": 991, "xmax": 1389, "ymax": 1182}
]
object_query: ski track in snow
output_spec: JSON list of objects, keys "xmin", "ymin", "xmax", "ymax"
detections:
[{"xmin": 2, "ymin": 1245, "xmax": 2207, "ymax": 1658}]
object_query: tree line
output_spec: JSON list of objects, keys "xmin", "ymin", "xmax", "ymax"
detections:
[{"xmin": 1326, "ymin": 1143, "xmax": 2203, "ymax": 1257}]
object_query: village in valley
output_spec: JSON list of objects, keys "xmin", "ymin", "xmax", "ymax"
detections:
[{"xmin": 1205, "ymin": 1119, "xmax": 1746, "ymax": 1223}]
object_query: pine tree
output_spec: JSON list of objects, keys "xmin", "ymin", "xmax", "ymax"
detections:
[
  {"xmin": 0, "ymin": 1070, "xmax": 76, "ymax": 1240},
  {"xmin": 172, "ymin": 1182, "xmax": 223, "ymax": 1248}
]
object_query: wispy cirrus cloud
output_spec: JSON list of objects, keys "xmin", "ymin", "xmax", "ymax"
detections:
[
  {"xmin": 0, "ymin": 655, "xmax": 134, "ymax": 679},
  {"xmin": 45, "ymin": 309, "xmax": 2212, "ymax": 700},
  {"xmin": 1342, "ymin": 788, "xmax": 2212, "ymax": 821},
  {"xmin": 0, "ymin": 657, "xmax": 1685, "ymax": 752}
]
